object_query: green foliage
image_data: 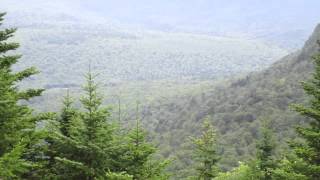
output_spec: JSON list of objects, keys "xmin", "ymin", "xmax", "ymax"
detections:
[
  {"xmin": 0, "ymin": 142, "xmax": 33, "ymax": 179},
  {"xmin": 290, "ymin": 43, "xmax": 320, "ymax": 179},
  {"xmin": 27, "ymin": 70, "xmax": 171, "ymax": 179},
  {"xmin": 59, "ymin": 90, "xmax": 77, "ymax": 137},
  {"xmin": 2, "ymin": 8, "xmax": 320, "ymax": 180},
  {"xmin": 271, "ymin": 155, "xmax": 308, "ymax": 180},
  {"xmin": 190, "ymin": 119, "xmax": 220, "ymax": 180},
  {"xmin": 105, "ymin": 171, "xmax": 134, "ymax": 180},
  {"xmin": 0, "ymin": 12, "xmax": 43, "ymax": 155},
  {"xmin": 122, "ymin": 120, "xmax": 156, "ymax": 178},
  {"xmin": 142, "ymin": 24, "xmax": 320, "ymax": 177},
  {"xmin": 214, "ymin": 162, "xmax": 256, "ymax": 180},
  {"xmin": 209, "ymin": 122, "xmax": 279, "ymax": 180},
  {"xmin": 0, "ymin": 12, "xmax": 43, "ymax": 179},
  {"xmin": 48, "ymin": 70, "xmax": 115, "ymax": 179},
  {"xmin": 255, "ymin": 122, "xmax": 277, "ymax": 180},
  {"xmin": 116, "ymin": 103, "xmax": 170, "ymax": 179}
]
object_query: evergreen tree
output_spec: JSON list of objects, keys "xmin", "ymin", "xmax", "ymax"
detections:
[
  {"xmin": 214, "ymin": 162, "xmax": 257, "ymax": 180},
  {"xmin": 105, "ymin": 171, "xmax": 133, "ymax": 180},
  {"xmin": 59, "ymin": 90, "xmax": 77, "ymax": 137},
  {"xmin": 25, "ymin": 69, "xmax": 115, "ymax": 179},
  {"xmin": 41, "ymin": 69, "xmax": 116, "ymax": 179},
  {"xmin": 43, "ymin": 92, "xmax": 85, "ymax": 179},
  {"xmin": 120, "ymin": 103, "xmax": 170, "ymax": 180},
  {"xmin": 190, "ymin": 119, "xmax": 220, "ymax": 180},
  {"xmin": 78, "ymin": 69, "xmax": 115, "ymax": 179},
  {"xmin": 126, "ymin": 120, "xmax": 155, "ymax": 177},
  {"xmin": 271, "ymin": 154, "xmax": 308, "ymax": 180},
  {"xmin": 255, "ymin": 122, "xmax": 277, "ymax": 180},
  {"xmin": 0, "ymin": 142, "xmax": 33, "ymax": 179},
  {"xmin": 291, "ymin": 43, "xmax": 320, "ymax": 179},
  {"xmin": 0, "ymin": 12, "xmax": 43, "ymax": 178}
]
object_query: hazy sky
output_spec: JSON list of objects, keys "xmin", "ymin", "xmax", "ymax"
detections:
[
  {"xmin": 2, "ymin": 0, "xmax": 320, "ymax": 47},
  {"xmin": 82, "ymin": 0, "xmax": 320, "ymax": 29}
]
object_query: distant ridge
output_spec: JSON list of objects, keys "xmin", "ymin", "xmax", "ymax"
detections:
[{"xmin": 143, "ymin": 24, "xmax": 320, "ymax": 176}]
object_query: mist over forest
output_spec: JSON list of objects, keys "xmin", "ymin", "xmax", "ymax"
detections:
[{"xmin": 1, "ymin": 0, "xmax": 320, "ymax": 179}]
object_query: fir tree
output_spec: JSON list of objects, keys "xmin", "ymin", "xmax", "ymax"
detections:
[
  {"xmin": 190, "ymin": 118, "xmax": 220, "ymax": 180},
  {"xmin": 271, "ymin": 154, "xmax": 308, "ymax": 180},
  {"xmin": 120, "ymin": 102, "xmax": 170, "ymax": 180},
  {"xmin": 59, "ymin": 90, "xmax": 77, "ymax": 137},
  {"xmin": 0, "ymin": 141, "xmax": 33, "ymax": 179},
  {"xmin": 291, "ymin": 42, "xmax": 320, "ymax": 179},
  {"xmin": 255, "ymin": 122, "xmax": 277, "ymax": 180},
  {"xmin": 26, "ymin": 69, "xmax": 115, "ymax": 179},
  {"xmin": 79, "ymin": 69, "xmax": 115, "ymax": 179},
  {"xmin": 45, "ymin": 69, "xmax": 115, "ymax": 179},
  {"xmin": 0, "ymin": 12, "xmax": 43, "ymax": 178},
  {"xmin": 43, "ymin": 92, "xmax": 84, "ymax": 179}
]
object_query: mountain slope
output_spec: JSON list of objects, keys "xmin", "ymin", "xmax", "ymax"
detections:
[
  {"xmin": 85, "ymin": 0, "xmax": 320, "ymax": 48},
  {"xmin": 0, "ymin": 0, "xmax": 288, "ymax": 88},
  {"xmin": 142, "ymin": 24, "xmax": 320, "ymax": 177}
]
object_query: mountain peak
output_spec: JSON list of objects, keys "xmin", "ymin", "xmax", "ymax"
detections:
[{"xmin": 301, "ymin": 24, "xmax": 320, "ymax": 54}]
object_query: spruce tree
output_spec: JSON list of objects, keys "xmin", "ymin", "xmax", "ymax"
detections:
[
  {"xmin": 43, "ymin": 69, "xmax": 116, "ymax": 179},
  {"xmin": 59, "ymin": 90, "xmax": 77, "ymax": 137},
  {"xmin": 44, "ymin": 92, "xmax": 85, "ymax": 179},
  {"xmin": 255, "ymin": 122, "xmax": 277, "ymax": 180},
  {"xmin": 120, "ymin": 103, "xmax": 170, "ymax": 179},
  {"xmin": 291, "ymin": 43, "xmax": 320, "ymax": 179},
  {"xmin": 190, "ymin": 119, "xmax": 220, "ymax": 180},
  {"xmin": 0, "ymin": 12, "xmax": 43, "ymax": 178},
  {"xmin": 123, "ymin": 119, "xmax": 156, "ymax": 179},
  {"xmin": 79, "ymin": 69, "xmax": 115, "ymax": 179},
  {"xmin": 25, "ymin": 69, "xmax": 115, "ymax": 179},
  {"xmin": 0, "ymin": 142, "xmax": 33, "ymax": 179}
]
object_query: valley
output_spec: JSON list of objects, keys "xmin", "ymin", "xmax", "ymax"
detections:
[{"xmin": 1, "ymin": 1, "xmax": 320, "ymax": 179}]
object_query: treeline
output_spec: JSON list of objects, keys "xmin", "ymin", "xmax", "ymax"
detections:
[
  {"xmin": 0, "ymin": 12, "xmax": 169, "ymax": 179},
  {"xmin": 1, "ymin": 12, "xmax": 320, "ymax": 180}
]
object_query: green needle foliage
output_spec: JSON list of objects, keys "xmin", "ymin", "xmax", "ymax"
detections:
[
  {"xmin": 3, "ymin": 9, "xmax": 320, "ymax": 180},
  {"xmin": 118, "ymin": 103, "xmax": 170, "ymax": 180},
  {"xmin": 124, "ymin": 119, "xmax": 156, "ymax": 179},
  {"xmin": 291, "ymin": 42, "xmax": 320, "ymax": 179},
  {"xmin": 31, "ymin": 69, "xmax": 171, "ymax": 179},
  {"xmin": 59, "ymin": 90, "xmax": 78, "ymax": 137},
  {"xmin": 190, "ymin": 118, "xmax": 220, "ymax": 180},
  {"xmin": 255, "ymin": 122, "xmax": 277, "ymax": 180},
  {"xmin": 78, "ymin": 69, "xmax": 115, "ymax": 179},
  {"xmin": 0, "ymin": 142, "xmax": 33, "ymax": 179},
  {"xmin": 0, "ymin": 12, "xmax": 43, "ymax": 179},
  {"xmin": 51, "ymin": 70, "xmax": 115, "ymax": 179}
]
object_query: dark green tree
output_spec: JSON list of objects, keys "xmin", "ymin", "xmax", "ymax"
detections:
[
  {"xmin": 0, "ymin": 142, "xmax": 33, "ymax": 179},
  {"xmin": 119, "ymin": 103, "xmax": 170, "ymax": 179},
  {"xmin": 44, "ymin": 70, "xmax": 115, "ymax": 179},
  {"xmin": 42, "ymin": 92, "xmax": 84, "ymax": 179},
  {"xmin": 0, "ymin": 12, "xmax": 43, "ymax": 178},
  {"xmin": 190, "ymin": 119, "xmax": 220, "ymax": 180},
  {"xmin": 271, "ymin": 154, "xmax": 308, "ymax": 180},
  {"xmin": 59, "ymin": 90, "xmax": 78, "ymax": 137},
  {"xmin": 125, "ymin": 120, "xmax": 155, "ymax": 178},
  {"xmin": 78, "ymin": 69, "xmax": 115, "ymax": 179},
  {"xmin": 291, "ymin": 43, "xmax": 320, "ymax": 179},
  {"xmin": 255, "ymin": 122, "xmax": 277, "ymax": 180},
  {"xmin": 25, "ymin": 70, "xmax": 116, "ymax": 179}
]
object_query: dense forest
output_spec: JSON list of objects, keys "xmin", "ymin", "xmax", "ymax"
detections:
[
  {"xmin": 1, "ymin": 8, "xmax": 320, "ymax": 180},
  {"xmin": 142, "ymin": 24, "xmax": 320, "ymax": 178},
  {"xmin": 2, "ymin": 0, "xmax": 290, "ymax": 115}
]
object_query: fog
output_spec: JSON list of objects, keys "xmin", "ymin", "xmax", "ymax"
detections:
[{"xmin": 2, "ymin": 0, "xmax": 320, "ymax": 48}]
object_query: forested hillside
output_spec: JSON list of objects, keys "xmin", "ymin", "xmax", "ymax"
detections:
[
  {"xmin": 6, "ymin": 12, "xmax": 286, "ymax": 87},
  {"xmin": 142, "ymin": 24, "xmax": 320, "ymax": 178},
  {"xmin": 1, "ymin": 0, "xmax": 291, "ymax": 114},
  {"xmin": 2, "ymin": 1, "xmax": 320, "ymax": 180}
]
